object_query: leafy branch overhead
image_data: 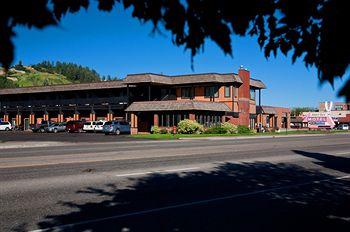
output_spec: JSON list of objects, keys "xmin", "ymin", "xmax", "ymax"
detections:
[{"xmin": 0, "ymin": 0, "xmax": 348, "ymax": 98}]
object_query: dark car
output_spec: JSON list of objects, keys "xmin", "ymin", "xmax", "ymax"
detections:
[
  {"xmin": 66, "ymin": 120, "xmax": 84, "ymax": 133},
  {"xmin": 31, "ymin": 120, "xmax": 52, "ymax": 133},
  {"xmin": 102, "ymin": 120, "xmax": 131, "ymax": 135}
]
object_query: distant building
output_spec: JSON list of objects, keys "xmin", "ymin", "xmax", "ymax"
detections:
[{"xmin": 293, "ymin": 101, "xmax": 350, "ymax": 129}]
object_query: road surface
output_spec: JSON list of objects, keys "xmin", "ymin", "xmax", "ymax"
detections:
[{"xmin": 1, "ymin": 133, "xmax": 350, "ymax": 231}]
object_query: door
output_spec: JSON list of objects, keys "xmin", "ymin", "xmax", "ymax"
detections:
[{"xmin": 24, "ymin": 118, "xmax": 30, "ymax": 130}]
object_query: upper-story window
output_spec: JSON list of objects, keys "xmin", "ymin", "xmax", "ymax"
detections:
[
  {"xmin": 181, "ymin": 87, "xmax": 193, "ymax": 99},
  {"xmin": 250, "ymin": 88, "xmax": 256, "ymax": 101},
  {"xmin": 224, "ymin": 86, "xmax": 231, "ymax": 98},
  {"xmin": 204, "ymin": 86, "xmax": 219, "ymax": 98}
]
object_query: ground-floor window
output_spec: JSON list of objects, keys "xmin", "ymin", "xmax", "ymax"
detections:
[
  {"xmin": 159, "ymin": 113, "xmax": 188, "ymax": 127},
  {"xmin": 195, "ymin": 114, "xmax": 221, "ymax": 127}
]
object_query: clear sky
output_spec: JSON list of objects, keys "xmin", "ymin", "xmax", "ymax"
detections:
[{"xmin": 12, "ymin": 4, "xmax": 345, "ymax": 108}]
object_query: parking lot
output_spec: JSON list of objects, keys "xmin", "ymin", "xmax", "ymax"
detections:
[{"xmin": 0, "ymin": 131, "xmax": 137, "ymax": 143}]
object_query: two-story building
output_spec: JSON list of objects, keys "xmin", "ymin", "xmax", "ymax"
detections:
[{"xmin": 0, "ymin": 66, "xmax": 290, "ymax": 133}]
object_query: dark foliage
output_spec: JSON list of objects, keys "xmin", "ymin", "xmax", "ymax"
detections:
[
  {"xmin": 0, "ymin": 1, "xmax": 349, "ymax": 98},
  {"xmin": 0, "ymin": 76, "xmax": 18, "ymax": 88},
  {"xmin": 32, "ymin": 61, "xmax": 101, "ymax": 83}
]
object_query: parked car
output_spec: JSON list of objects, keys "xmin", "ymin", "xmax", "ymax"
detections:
[
  {"xmin": 46, "ymin": 122, "xmax": 66, "ymax": 133},
  {"xmin": 102, "ymin": 120, "xmax": 130, "ymax": 135},
  {"xmin": 66, "ymin": 120, "xmax": 84, "ymax": 133},
  {"xmin": 31, "ymin": 120, "xmax": 52, "ymax": 133},
  {"xmin": 0, "ymin": 121, "xmax": 12, "ymax": 131},
  {"xmin": 94, "ymin": 120, "xmax": 106, "ymax": 132},
  {"xmin": 83, "ymin": 121, "xmax": 97, "ymax": 132},
  {"xmin": 336, "ymin": 124, "xmax": 349, "ymax": 130}
]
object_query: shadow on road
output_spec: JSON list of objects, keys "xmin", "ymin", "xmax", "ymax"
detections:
[
  {"xmin": 36, "ymin": 160, "xmax": 350, "ymax": 232},
  {"xmin": 293, "ymin": 149, "xmax": 350, "ymax": 174}
]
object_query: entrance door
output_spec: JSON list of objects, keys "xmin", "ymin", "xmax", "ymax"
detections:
[{"xmin": 24, "ymin": 118, "xmax": 30, "ymax": 130}]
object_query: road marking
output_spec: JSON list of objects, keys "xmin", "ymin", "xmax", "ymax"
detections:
[
  {"xmin": 115, "ymin": 167, "xmax": 200, "ymax": 177},
  {"xmin": 29, "ymin": 174, "xmax": 350, "ymax": 232},
  {"xmin": 334, "ymin": 151, "xmax": 350, "ymax": 155}
]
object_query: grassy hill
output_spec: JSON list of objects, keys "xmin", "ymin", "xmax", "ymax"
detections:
[{"xmin": 1, "ymin": 61, "xmax": 104, "ymax": 89}]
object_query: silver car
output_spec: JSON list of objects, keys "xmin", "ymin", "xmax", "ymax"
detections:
[{"xmin": 46, "ymin": 122, "xmax": 67, "ymax": 133}]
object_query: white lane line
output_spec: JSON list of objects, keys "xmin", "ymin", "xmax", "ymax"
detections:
[
  {"xmin": 115, "ymin": 167, "xmax": 200, "ymax": 177},
  {"xmin": 334, "ymin": 151, "xmax": 350, "ymax": 155},
  {"xmin": 29, "ymin": 174, "xmax": 350, "ymax": 232}
]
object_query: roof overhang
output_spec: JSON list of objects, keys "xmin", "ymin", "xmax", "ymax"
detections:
[{"xmin": 125, "ymin": 100, "xmax": 231, "ymax": 112}]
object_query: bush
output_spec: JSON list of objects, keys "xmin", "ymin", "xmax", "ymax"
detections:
[
  {"xmin": 151, "ymin": 126, "xmax": 161, "ymax": 134},
  {"xmin": 160, "ymin": 128, "xmax": 169, "ymax": 134},
  {"xmin": 177, "ymin": 119, "xmax": 204, "ymax": 134},
  {"xmin": 221, "ymin": 122, "xmax": 238, "ymax": 134},
  {"xmin": 237, "ymin": 125, "xmax": 252, "ymax": 134},
  {"xmin": 204, "ymin": 122, "xmax": 238, "ymax": 134},
  {"xmin": 204, "ymin": 124, "xmax": 226, "ymax": 134}
]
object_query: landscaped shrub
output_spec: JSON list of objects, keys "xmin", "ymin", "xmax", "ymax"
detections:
[
  {"xmin": 237, "ymin": 125, "xmax": 252, "ymax": 134},
  {"xmin": 177, "ymin": 119, "xmax": 204, "ymax": 134},
  {"xmin": 204, "ymin": 122, "xmax": 238, "ymax": 134},
  {"xmin": 221, "ymin": 122, "xmax": 238, "ymax": 134},
  {"xmin": 160, "ymin": 128, "xmax": 169, "ymax": 134},
  {"xmin": 204, "ymin": 124, "xmax": 226, "ymax": 134},
  {"xmin": 151, "ymin": 126, "xmax": 161, "ymax": 134}
]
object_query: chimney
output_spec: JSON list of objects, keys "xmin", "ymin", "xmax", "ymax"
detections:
[
  {"xmin": 238, "ymin": 65, "xmax": 250, "ymax": 99},
  {"xmin": 237, "ymin": 65, "xmax": 251, "ymax": 127}
]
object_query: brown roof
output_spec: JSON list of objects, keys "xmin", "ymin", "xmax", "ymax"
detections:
[
  {"xmin": 0, "ymin": 72, "xmax": 266, "ymax": 95},
  {"xmin": 0, "ymin": 80, "xmax": 125, "ymax": 95},
  {"xmin": 256, "ymin": 106, "xmax": 277, "ymax": 115},
  {"xmin": 125, "ymin": 100, "xmax": 231, "ymax": 112},
  {"xmin": 250, "ymin": 78, "xmax": 266, "ymax": 89},
  {"xmin": 124, "ymin": 73, "xmax": 243, "ymax": 85}
]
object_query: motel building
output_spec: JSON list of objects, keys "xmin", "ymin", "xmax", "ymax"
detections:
[{"xmin": 0, "ymin": 67, "xmax": 290, "ymax": 134}]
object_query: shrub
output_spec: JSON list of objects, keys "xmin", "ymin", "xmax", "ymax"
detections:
[
  {"xmin": 221, "ymin": 122, "xmax": 238, "ymax": 134},
  {"xmin": 151, "ymin": 126, "xmax": 161, "ymax": 134},
  {"xmin": 204, "ymin": 122, "xmax": 238, "ymax": 134},
  {"xmin": 237, "ymin": 125, "xmax": 252, "ymax": 134},
  {"xmin": 177, "ymin": 119, "xmax": 204, "ymax": 134},
  {"xmin": 160, "ymin": 128, "xmax": 169, "ymax": 134},
  {"xmin": 204, "ymin": 124, "xmax": 226, "ymax": 134}
]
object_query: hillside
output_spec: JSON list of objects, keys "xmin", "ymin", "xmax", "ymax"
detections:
[
  {"xmin": 0, "ymin": 66, "xmax": 72, "ymax": 88},
  {"xmin": 0, "ymin": 61, "xmax": 102, "ymax": 89}
]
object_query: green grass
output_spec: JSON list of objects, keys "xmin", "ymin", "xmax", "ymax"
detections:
[
  {"xmin": 130, "ymin": 130, "xmax": 349, "ymax": 140},
  {"xmin": 10, "ymin": 72, "xmax": 71, "ymax": 87}
]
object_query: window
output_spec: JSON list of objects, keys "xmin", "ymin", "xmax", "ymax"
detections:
[
  {"xmin": 250, "ymin": 88, "xmax": 256, "ymax": 100},
  {"xmin": 204, "ymin": 86, "xmax": 219, "ymax": 98},
  {"xmin": 181, "ymin": 87, "xmax": 193, "ymax": 99},
  {"xmin": 234, "ymin": 87, "xmax": 238, "ymax": 98},
  {"xmin": 224, "ymin": 86, "xmax": 231, "ymax": 98}
]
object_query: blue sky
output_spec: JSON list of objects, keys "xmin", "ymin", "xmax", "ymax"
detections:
[{"xmin": 12, "ymin": 4, "xmax": 345, "ymax": 108}]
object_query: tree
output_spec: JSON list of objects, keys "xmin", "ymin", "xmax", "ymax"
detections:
[
  {"xmin": 0, "ymin": 0, "xmax": 348, "ymax": 99},
  {"xmin": 32, "ymin": 61, "xmax": 101, "ymax": 83},
  {"xmin": 291, "ymin": 107, "xmax": 317, "ymax": 117}
]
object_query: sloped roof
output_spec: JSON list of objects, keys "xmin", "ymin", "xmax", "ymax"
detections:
[
  {"xmin": 125, "ymin": 100, "xmax": 231, "ymax": 112},
  {"xmin": 250, "ymin": 78, "xmax": 266, "ymax": 89},
  {"xmin": 256, "ymin": 106, "xmax": 277, "ymax": 115},
  {"xmin": 124, "ymin": 73, "xmax": 243, "ymax": 85},
  {"xmin": 0, "ymin": 80, "xmax": 125, "ymax": 95}
]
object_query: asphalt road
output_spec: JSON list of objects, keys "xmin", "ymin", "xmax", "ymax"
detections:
[{"xmin": 1, "ymin": 133, "xmax": 350, "ymax": 232}]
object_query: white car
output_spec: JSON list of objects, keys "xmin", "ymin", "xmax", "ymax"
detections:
[
  {"xmin": 94, "ymin": 121, "xmax": 106, "ymax": 132},
  {"xmin": 83, "ymin": 121, "xmax": 96, "ymax": 132},
  {"xmin": 0, "ymin": 121, "xmax": 12, "ymax": 131},
  {"xmin": 337, "ymin": 124, "xmax": 349, "ymax": 130}
]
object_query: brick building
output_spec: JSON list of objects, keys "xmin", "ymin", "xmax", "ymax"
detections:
[{"xmin": 0, "ymin": 66, "xmax": 290, "ymax": 133}]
